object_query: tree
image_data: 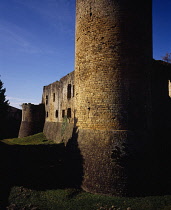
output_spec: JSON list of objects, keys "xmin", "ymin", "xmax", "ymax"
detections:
[
  {"xmin": 0, "ymin": 78, "xmax": 10, "ymax": 139},
  {"xmin": 162, "ymin": 53, "xmax": 171, "ymax": 63},
  {"xmin": 0, "ymin": 78, "xmax": 9, "ymax": 119}
]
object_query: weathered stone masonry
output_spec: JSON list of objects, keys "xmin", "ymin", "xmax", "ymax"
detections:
[
  {"xmin": 18, "ymin": 0, "xmax": 171, "ymax": 197},
  {"xmin": 42, "ymin": 71, "xmax": 75, "ymax": 143},
  {"xmin": 18, "ymin": 103, "xmax": 45, "ymax": 138},
  {"xmin": 74, "ymin": 0, "xmax": 152, "ymax": 196}
]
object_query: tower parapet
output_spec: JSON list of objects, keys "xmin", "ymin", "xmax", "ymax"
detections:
[{"xmin": 18, "ymin": 103, "xmax": 45, "ymax": 138}]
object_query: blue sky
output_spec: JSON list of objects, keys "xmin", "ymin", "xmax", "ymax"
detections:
[{"xmin": 0, "ymin": 0, "xmax": 171, "ymax": 109}]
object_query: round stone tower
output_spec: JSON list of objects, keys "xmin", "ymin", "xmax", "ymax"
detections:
[
  {"xmin": 18, "ymin": 103, "xmax": 45, "ymax": 138},
  {"xmin": 75, "ymin": 0, "xmax": 152, "ymax": 196}
]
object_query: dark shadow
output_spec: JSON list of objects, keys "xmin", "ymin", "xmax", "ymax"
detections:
[
  {"xmin": 65, "ymin": 127, "xmax": 83, "ymax": 188},
  {"xmin": 0, "ymin": 126, "xmax": 83, "ymax": 208},
  {"xmin": 0, "ymin": 106, "xmax": 22, "ymax": 140},
  {"xmin": 0, "ymin": 141, "xmax": 12, "ymax": 209},
  {"xmin": 109, "ymin": 60, "xmax": 171, "ymax": 197},
  {"xmin": 149, "ymin": 95, "xmax": 171, "ymax": 196},
  {"xmin": 0, "ymin": 142, "xmax": 66, "ymax": 208},
  {"xmin": 1, "ymin": 143, "xmax": 66, "ymax": 189},
  {"xmin": 149, "ymin": 60, "xmax": 171, "ymax": 196}
]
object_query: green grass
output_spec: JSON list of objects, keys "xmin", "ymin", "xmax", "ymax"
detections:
[
  {"xmin": 7, "ymin": 187, "xmax": 171, "ymax": 210},
  {"xmin": 1, "ymin": 133, "xmax": 55, "ymax": 145},
  {"xmin": 1, "ymin": 133, "xmax": 171, "ymax": 210}
]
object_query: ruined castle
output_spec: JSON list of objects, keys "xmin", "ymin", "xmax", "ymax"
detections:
[{"xmin": 18, "ymin": 0, "xmax": 171, "ymax": 196}]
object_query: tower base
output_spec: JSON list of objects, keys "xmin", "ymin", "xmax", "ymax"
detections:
[{"xmin": 75, "ymin": 128, "xmax": 153, "ymax": 196}]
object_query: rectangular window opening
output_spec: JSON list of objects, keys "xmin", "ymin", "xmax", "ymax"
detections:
[
  {"xmin": 55, "ymin": 110, "xmax": 58, "ymax": 118},
  {"xmin": 62, "ymin": 110, "xmax": 65, "ymax": 118},
  {"xmin": 53, "ymin": 93, "xmax": 55, "ymax": 102},
  {"xmin": 73, "ymin": 85, "xmax": 75, "ymax": 97},
  {"xmin": 46, "ymin": 95, "xmax": 48, "ymax": 105},
  {"xmin": 67, "ymin": 84, "xmax": 71, "ymax": 99},
  {"xmin": 67, "ymin": 108, "xmax": 71, "ymax": 118}
]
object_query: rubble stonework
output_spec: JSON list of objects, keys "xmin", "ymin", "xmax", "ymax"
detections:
[
  {"xmin": 18, "ymin": 0, "xmax": 171, "ymax": 196},
  {"xmin": 74, "ymin": 0, "xmax": 152, "ymax": 196},
  {"xmin": 18, "ymin": 103, "xmax": 45, "ymax": 138},
  {"xmin": 42, "ymin": 71, "xmax": 75, "ymax": 143}
]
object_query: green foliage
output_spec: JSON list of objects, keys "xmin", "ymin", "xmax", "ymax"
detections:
[
  {"xmin": 1, "ymin": 133, "xmax": 55, "ymax": 145},
  {"xmin": 2, "ymin": 133, "xmax": 171, "ymax": 210},
  {"xmin": 7, "ymin": 186, "xmax": 171, "ymax": 210},
  {"xmin": 61, "ymin": 116, "xmax": 68, "ymax": 136},
  {"xmin": 0, "ymin": 78, "xmax": 10, "ymax": 139},
  {"xmin": 0, "ymin": 78, "xmax": 9, "ymax": 118}
]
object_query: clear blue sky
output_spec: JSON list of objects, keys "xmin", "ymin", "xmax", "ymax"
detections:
[{"xmin": 0, "ymin": 0, "xmax": 170, "ymax": 109}]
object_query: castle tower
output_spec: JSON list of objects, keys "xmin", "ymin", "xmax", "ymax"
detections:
[
  {"xmin": 18, "ymin": 103, "xmax": 45, "ymax": 138},
  {"xmin": 75, "ymin": 0, "xmax": 152, "ymax": 196}
]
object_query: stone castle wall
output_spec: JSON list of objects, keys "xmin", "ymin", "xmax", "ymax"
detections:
[
  {"xmin": 74, "ymin": 0, "xmax": 152, "ymax": 196},
  {"xmin": 18, "ymin": 0, "xmax": 171, "ymax": 197},
  {"xmin": 75, "ymin": 0, "xmax": 152, "ymax": 131},
  {"xmin": 151, "ymin": 60, "xmax": 171, "ymax": 128},
  {"xmin": 18, "ymin": 60, "xmax": 171, "ymax": 196},
  {"xmin": 18, "ymin": 103, "xmax": 45, "ymax": 138},
  {"xmin": 42, "ymin": 71, "xmax": 75, "ymax": 143}
]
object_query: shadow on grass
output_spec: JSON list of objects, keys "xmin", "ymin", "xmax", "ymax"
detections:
[{"xmin": 0, "ymin": 129, "xmax": 83, "ymax": 209}]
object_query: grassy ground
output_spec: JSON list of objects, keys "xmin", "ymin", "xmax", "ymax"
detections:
[
  {"xmin": 7, "ymin": 187, "xmax": 171, "ymax": 210},
  {"xmin": 1, "ymin": 133, "xmax": 54, "ymax": 145},
  {"xmin": 1, "ymin": 133, "xmax": 171, "ymax": 210}
]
